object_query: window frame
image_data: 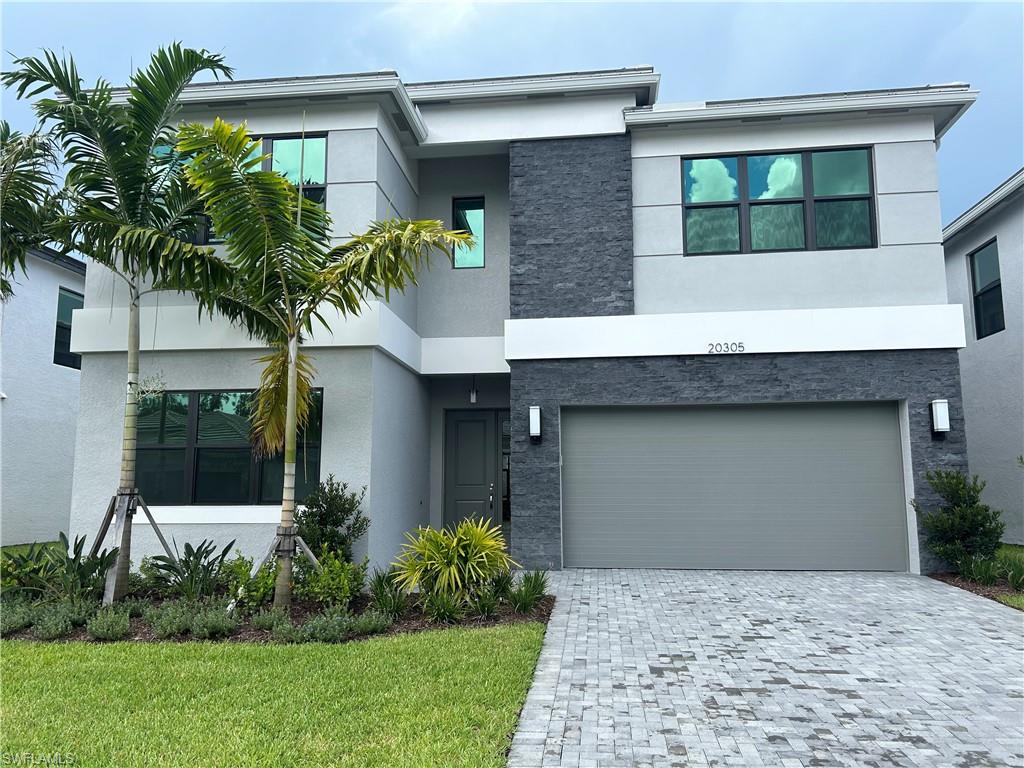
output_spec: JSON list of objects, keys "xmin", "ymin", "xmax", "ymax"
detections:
[
  {"xmin": 968, "ymin": 237, "xmax": 1005, "ymax": 340},
  {"xmin": 452, "ymin": 196, "xmax": 486, "ymax": 269},
  {"xmin": 53, "ymin": 286, "xmax": 84, "ymax": 370},
  {"xmin": 136, "ymin": 387, "xmax": 324, "ymax": 506},
  {"xmin": 681, "ymin": 145, "xmax": 878, "ymax": 256}
]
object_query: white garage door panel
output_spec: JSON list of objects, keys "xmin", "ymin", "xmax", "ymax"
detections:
[{"xmin": 561, "ymin": 403, "xmax": 908, "ymax": 570}]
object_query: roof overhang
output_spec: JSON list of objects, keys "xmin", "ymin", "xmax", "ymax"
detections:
[
  {"xmin": 625, "ymin": 83, "xmax": 977, "ymax": 140},
  {"xmin": 943, "ymin": 167, "xmax": 1024, "ymax": 242},
  {"xmin": 29, "ymin": 245, "xmax": 86, "ymax": 276}
]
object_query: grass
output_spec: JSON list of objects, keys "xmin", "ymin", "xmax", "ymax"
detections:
[
  {"xmin": 997, "ymin": 593, "xmax": 1024, "ymax": 610},
  {"xmin": 997, "ymin": 543, "xmax": 1024, "ymax": 569},
  {"xmin": 0, "ymin": 623, "xmax": 545, "ymax": 768}
]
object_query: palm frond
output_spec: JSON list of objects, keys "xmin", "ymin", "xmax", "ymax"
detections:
[{"xmin": 250, "ymin": 344, "xmax": 316, "ymax": 457}]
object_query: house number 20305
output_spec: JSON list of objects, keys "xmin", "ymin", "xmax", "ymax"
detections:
[{"xmin": 707, "ymin": 342, "xmax": 745, "ymax": 354}]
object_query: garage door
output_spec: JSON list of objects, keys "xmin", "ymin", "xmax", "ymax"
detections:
[{"xmin": 561, "ymin": 403, "xmax": 908, "ymax": 570}]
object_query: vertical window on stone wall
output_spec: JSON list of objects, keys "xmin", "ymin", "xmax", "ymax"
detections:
[{"xmin": 453, "ymin": 197, "xmax": 486, "ymax": 268}]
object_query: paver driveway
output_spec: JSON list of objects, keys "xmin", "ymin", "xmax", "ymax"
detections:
[{"xmin": 509, "ymin": 570, "xmax": 1024, "ymax": 768}]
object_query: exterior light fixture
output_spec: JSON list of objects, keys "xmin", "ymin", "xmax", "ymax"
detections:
[
  {"xmin": 529, "ymin": 406, "xmax": 542, "ymax": 440},
  {"xmin": 930, "ymin": 399, "xmax": 950, "ymax": 433}
]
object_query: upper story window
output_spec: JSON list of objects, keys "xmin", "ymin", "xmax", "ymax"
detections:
[
  {"xmin": 969, "ymin": 239, "xmax": 1005, "ymax": 339},
  {"xmin": 53, "ymin": 287, "xmax": 84, "ymax": 369},
  {"xmin": 136, "ymin": 388, "xmax": 323, "ymax": 506},
  {"xmin": 682, "ymin": 147, "xmax": 875, "ymax": 255},
  {"xmin": 453, "ymin": 197, "xmax": 485, "ymax": 268}
]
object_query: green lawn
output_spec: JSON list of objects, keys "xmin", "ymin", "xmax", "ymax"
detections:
[{"xmin": 0, "ymin": 623, "xmax": 545, "ymax": 768}]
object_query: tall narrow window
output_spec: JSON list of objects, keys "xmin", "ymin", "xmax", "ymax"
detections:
[
  {"xmin": 969, "ymin": 240, "xmax": 1005, "ymax": 339},
  {"xmin": 811, "ymin": 149, "xmax": 873, "ymax": 249},
  {"xmin": 683, "ymin": 157, "xmax": 740, "ymax": 254},
  {"xmin": 53, "ymin": 287, "xmax": 84, "ymax": 369},
  {"xmin": 453, "ymin": 197, "xmax": 485, "ymax": 268}
]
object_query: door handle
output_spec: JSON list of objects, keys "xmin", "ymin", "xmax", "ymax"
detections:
[{"xmin": 488, "ymin": 483, "xmax": 494, "ymax": 508}]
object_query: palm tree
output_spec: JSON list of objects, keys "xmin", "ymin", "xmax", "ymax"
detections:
[
  {"xmin": 0, "ymin": 121, "xmax": 58, "ymax": 300},
  {"xmin": 177, "ymin": 118, "xmax": 471, "ymax": 608},
  {"xmin": 2, "ymin": 45, "xmax": 235, "ymax": 602}
]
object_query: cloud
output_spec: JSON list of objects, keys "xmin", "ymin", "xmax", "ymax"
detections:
[
  {"xmin": 687, "ymin": 158, "xmax": 737, "ymax": 203},
  {"xmin": 372, "ymin": 1, "xmax": 480, "ymax": 53},
  {"xmin": 758, "ymin": 155, "xmax": 802, "ymax": 199}
]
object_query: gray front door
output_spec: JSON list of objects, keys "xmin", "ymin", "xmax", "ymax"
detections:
[
  {"xmin": 561, "ymin": 402, "xmax": 909, "ymax": 570},
  {"xmin": 444, "ymin": 410, "xmax": 500, "ymax": 527}
]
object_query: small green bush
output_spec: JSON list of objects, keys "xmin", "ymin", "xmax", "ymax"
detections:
[
  {"xmin": 120, "ymin": 596, "xmax": 149, "ymax": 618},
  {"xmin": 959, "ymin": 556, "xmax": 1001, "ymax": 586},
  {"xmin": 296, "ymin": 475, "xmax": 370, "ymax": 560},
  {"xmin": 300, "ymin": 551, "xmax": 367, "ymax": 609},
  {"xmin": 914, "ymin": 470, "xmax": 1005, "ymax": 567},
  {"xmin": 368, "ymin": 568, "xmax": 407, "ymax": 620},
  {"xmin": 126, "ymin": 570, "xmax": 147, "ymax": 597},
  {"xmin": 470, "ymin": 586, "xmax": 499, "ymax": 618},
  {"xmin": 251, "ymin": 607, "xmax": 290, "ymax": 631},
  {"xmin": 190, "ymin": 605, "xmax": 238, "ymax": 640},
  {"xmin": 31, "ymin": 606, "xmax": 72, "ymax": 640},
  {"xmin": 148, "ymin": 539, "xmax": 235, "ymax": 601},
  {"xmin": 2, "ymin": 534, "xmax": 117, "ymax": 602},
  {"xmin": 62, "ymin": 598, "xmax": 99, "ymax": 627},
  {"xmin": 1005, "ymin": 563, "xmax": 1024, "ymax": 592},
  {"xmin": 87, "ymin": 607, "xmax": 131, "ymax": 641},
  {"xmin": 271, "ymin": 620, "xmax": 304, "ymax": 644},
  {"xmin": 302, "ymin": 610, "xmax": 354, "ymax": 643},
  {"xmin": 221, "ymin": 555, "xmax": 277, "ymax": 609},
  {"xmin": 509, "ymin": 571, "xmax": 548, "ymax": 615},
  {"xmin": 0, "ymin": 600, "xmax": 35, "ymax": 635},
  {"xmin": 144, "ymin": 600, "xmax": 195, "ymax": 639},
  {"xmin": 490, "ymin": 570, "xmax": 514, "ymax": 601},
  {"xmin": 423, "ymin": 590, "xmax": 465, "ymax": 625},
  {"xmin": 350, "ymin": 609, "xmax": 392, "ymax": 637}
]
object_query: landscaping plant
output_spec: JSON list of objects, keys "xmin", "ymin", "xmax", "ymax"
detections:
[
  {"xmin": 296, "ymin": 476, "xmax": 369, "ymax": 560},
  {"xmin": 470, "ymin": 586, "xmax": 499, "ymax": 619},
  {"xmin": 368, "ymin": 567, "xmax": 407, "ymax": 620},
  {"xmin": 0, "ymin": 541, "xmax": 55, "ymax": 599},
  {"xmin": 251, "ymin": 607, "xmax": 290, "ymax": 631},
  {"xmin": 424, "ymin": 590, "xmax": 466, "ymax": 625},
  {"xmin": 189, "ymin": 604, "xmax": 239, "ymax": 640},
  {"xmin": 298, "ymin": 550, "xmax": 367, "ymax": 609},
  {"xmin": 509, "ymin": 571, "xmax": 549, "ymax": 615},
  {"xmin": 0, "ymin": 601, "xmax": 35, "ymax": 636},
  {"xmin": 914, "ymin": 470, "xmax": 1005, "ymax": 567},
  {"xmin": 490, "ymin": 570, "xmax": 514, "ymax": 601},
  {"xmin": 394, "ymin": 518, "xmax": 515, "ymax": 603},
  {"xmin": 958, "ymin": 556, "xmax": 1001, "ymax": 586},
  {"xmin": 221, "ymin": 555, "xmax": 276, "ymax": 609},
  {"xmin": 144, "ymin": 600, "xmax": 196, "ymax": 639},
  {"xmin": 30, "ymin": 606, "xmax": 72, "ymax": 640},
  {"xmin": 87, "ymin": 607, "xmax": 131, "ymax": 641},
  {"xmin": 148, "ymin": 539, "xmax": 235, "ymax": 601}
]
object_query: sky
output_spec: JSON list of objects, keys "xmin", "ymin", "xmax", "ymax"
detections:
[{"xmin": 2, "ymin": 1, "xmax": 1022, "ymax": 224}]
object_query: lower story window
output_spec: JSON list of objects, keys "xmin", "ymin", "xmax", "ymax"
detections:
[{"xmin": 136, "ymin": 389, "xmax": 323, "ymax": 505}]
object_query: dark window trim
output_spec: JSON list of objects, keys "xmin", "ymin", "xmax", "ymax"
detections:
[
  {"xmin": 452, "ymin": 196, "xmax": 486, "ymax": 269},
  {"xmin": 53, "ymin": 286, "xmax": 84, "ymax": 370},
  {"xmin": 968, "ymin": 237, "xmax": 1005, "ymax": 340},
  {"xmin": 137, "ymin": 387, "xmax": 324, "ymax": 506},
  {"xmin": 681, "ymin": 145, "xmax": 878, "ymax": 256}
]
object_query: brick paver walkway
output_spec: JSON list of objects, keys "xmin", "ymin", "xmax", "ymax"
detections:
[{"xmin": 508, "ymin": 570, "xmax": 1024, "ymax": 767}]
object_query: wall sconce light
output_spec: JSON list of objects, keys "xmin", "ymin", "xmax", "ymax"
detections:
[
  {"xmin": 529, "ymin": 406, "xmax": 542, "ymax": 440},
  {"xmin": 469, "ymin": 375, "xmax": 477, "ymax": 404},
  {"xmin": 930, "ymin": 399, "xmax": 950, "ymax": 434}
]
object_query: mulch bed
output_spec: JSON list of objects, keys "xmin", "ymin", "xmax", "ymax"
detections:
[
  {"xmin": 5, "ymin": 594, "xmax": 556, "ymax": 644},
  {"xmin": 930, "ymin": 573, "xmax": 1022, "ymax": 610}
]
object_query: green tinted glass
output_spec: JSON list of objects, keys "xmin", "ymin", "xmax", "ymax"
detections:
[
  {"xmin": 685, "ymin": 207, "xmax": 740, "ymax": 254},
  {"xmin": 271, "ymin": 137, "xmax": 326, "ymax": 185},
  {"xmin": 970, "ymin": 241, "xmax": 1000, "ymax": 292},
  {"xmin": 453, "ymin": 198, "xmax": 485, "ymax": 268},
  {"xmin": 198, "ymin": 392, "xmax": 254, "ymax": 444},
  {"xmin": 683, "ymin": 157, "xmax": 739, "ymax": 203},
  {"xmin": 751, "ymin": 203, "xmax": 805, "ymax": 251},
  {"xmin": 748, "ymin": 154, "xmax": 803, "ymax": 199},
  {"xmin": 138, "ymin": 393, "xmax": 190, "ymax": 445},
  {"xmin": 812, "ymin": 149, "xmax": 870, "ymax": 196},
  {"xmin": 815, "ymin": 199, "xmax": 872, "ymax": 248},
  {"xmin": 56, "ymin": 288, "xmax": 83, "ymax": 327}
]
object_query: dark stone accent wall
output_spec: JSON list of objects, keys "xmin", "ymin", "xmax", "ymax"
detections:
[
  {"xmin": 510, "ymin": 350, "xmax": 966, "ymax": 572},
  {"xmin": 509, "ymin": 135, "xmax": 634, "ymax": 318}
]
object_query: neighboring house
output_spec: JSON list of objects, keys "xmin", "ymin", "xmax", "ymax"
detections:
[
  {"xmin": 943, "ymin": 169, "xmax": 1024, "ymax": 544},
  {"xmin": 1, "ymin": 247, "xmax": 86, "ymax": 545},
  {"xmin": 68, "ymin": 68, "xmax": 977, "ymax": 573}
]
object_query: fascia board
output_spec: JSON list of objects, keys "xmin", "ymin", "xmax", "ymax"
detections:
[
  {"xmin": 943, "ymin": 168, "xmax": 1024, "ymax": 242},
  {"xmin": 407, "ymin": 70, "xmax": 660, "ymax": 106}
]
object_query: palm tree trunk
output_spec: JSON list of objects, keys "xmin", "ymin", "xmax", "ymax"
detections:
[
  {"xmin": 273, "ymin": 333, "xmax": 300, "ymax": 608},
  {"xmin": 107, "ymin": 278, "xmax": 141, "ymax": 602}
]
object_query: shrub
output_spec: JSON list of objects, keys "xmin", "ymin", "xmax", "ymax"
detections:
[
  {"xmin": 302, "ymin": 610, "xmax": 354, "ymax": 643},
  {"xmin": 120, "ymin": 596, "xmax": 149, "ymax": 618},
  {"xmin": 144, "ymin": 600, "xmax": 195, "ymax": 639},
  {"xmin": 271, "ymin": 620, "xmax": 304, "ymax": 644},
  {"xmin": 470, "ymin": 586, "xmax": 499, "ymax": 618},
  {"xmin": 959, "ymin": 556, "xmax": 1001, "ymax": 586},
  {"xmin": 1005, "ymin": 564, "xmax": 1024, "ymax": 592},
  {"xmin": 0, "ymin": 542, "xmax": 55, "ymax": 599},
  {"xmin": 148, "ymin": 539, "xmax": 235, "ymax": 601},
  {"xmin": 87, "ymin": 606, "xmax": 131, "ymax": 641},
  {"xmin": 300, "ymin": 551, "xmax": 367, "ymax": 609},
  {"xmin": 0, "ymin": 600, "xmax": 35, "ymax": 636},
  {"xmin": 368, "ymin": 567, "xmax": 407, "ymax": 620},
  {"xmin": 190, "ymin": 605, "xmax": 238, "ymax": 640},
  {"xmin": 350, "ymin": 609, "xmax": 392, "ymax": 637},
  {"xmin": 490, "ymin": 570, "xmax": 514, "ymax": 601},
  {"xmin": 62, "ymin": 598, "xmax": 99, "ymax": 627},
  {"xmin": 914, "ymin": 470, "xmax": 1005, "ymax": 567},
  {"xmin": 221, "ymin": 555, "xmax": 277, "ymax": 609},
  {"xmin": 138, "ymin": 557, "xmax": 169, "ymax": 597},
  {"xmin": 423, "ymin": 590, "xmax": 465, "ymax": 624},
  {"xmin": 394, "ymin": 518, "xmax": 515, "ymax": 603},
  {"xmin": 296, "ymin": 475, "xmax": 370, "ymax": 560},
  {"xmin": 509, "ymin": 571, "xmax": 548, "ymax": 615},
  {"xmin": 31, "ymin": 606, "xmax": 72, "ymax": 640},
  {"xmin": 4, "ymin": 534, "xmax": 118, "ymax": 602},
  {"xmin": 251, "ymin": 607, "xmax": 290, "ymax": 631}
]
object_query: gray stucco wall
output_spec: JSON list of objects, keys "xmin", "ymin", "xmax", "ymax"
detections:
[
  {"xmin": 417, "ymin": 155, "xmax": 510, "ymax": 337},
  {"xmin": 510, "ymin": 349, "xmax": 966, "ymax": 573},
  {"xmin": 944, "ymin": 192, "xmax": 1024, "ymax": 543},
  {"xmin": 509, "ymin": 135, "xmax": 634, "ymax": 318},
  {"xmin": 69, "ymin": 347, "xmax": 375, "ymax": 565},
  {"xmin": 1, "ymin": 255, "xmax": 85, "ymax": 545}
]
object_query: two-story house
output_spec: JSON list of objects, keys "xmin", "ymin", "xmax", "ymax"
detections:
[
  {"xmin": 68, "ymin": 68, "xmax": 976, "ymax": 573},
  {"xmin": 943, "ymin": 169, "xmax": 1023, "ymax": 545}
]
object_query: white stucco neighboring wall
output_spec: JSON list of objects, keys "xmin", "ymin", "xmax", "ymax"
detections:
[
  {"xmin": 0, "ymin": 254, "xmax": 85, "ymax": 545},
  {"xmin": 943, "ymin": 190, "xmax": 1024, "ymax": 543}
]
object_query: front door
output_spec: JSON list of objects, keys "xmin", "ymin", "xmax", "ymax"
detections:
[{"xmin": 444, "ymin": 410, "xmax": 501, "ymax": 527}]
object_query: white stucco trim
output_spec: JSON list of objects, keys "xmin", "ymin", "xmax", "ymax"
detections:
[
  {"xmin": 898, "ymin": 399, "xmax": 922, "ymax": 575},
  {"xmin": 421, "ymin": 336, "xmax": 509, "ymax": 374},
  {"xmin": 505, "ymin": 305, "xmax": 966, "ymax": 361},
  {"xmin": 138, "ymin": 506, "xmax": 281, "ymax": 525}
]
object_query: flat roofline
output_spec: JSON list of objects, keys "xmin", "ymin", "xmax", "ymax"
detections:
[
  {"xmin": 625, "ymin": 83, "xmax": 977, "ymax": 139},
  {"xmin": 943, "ymin": 167, "xmax": 1024, "ymax": 242}
]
